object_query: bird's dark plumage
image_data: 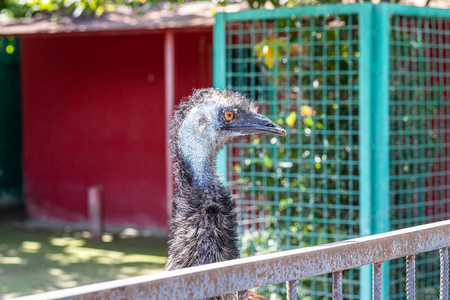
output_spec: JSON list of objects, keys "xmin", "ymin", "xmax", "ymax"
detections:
[{"xmin": 166, "ymin": 88, "xmax": 285, "ymax": 300}]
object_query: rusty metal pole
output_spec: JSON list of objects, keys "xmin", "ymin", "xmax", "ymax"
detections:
[
  {"xmin": 88, "ymin": 185, "xmax": 103, "ymax": 241},
  {"xmin": 237, "ymin": 290, "xmax": 248, "ymax": 300},
  {"xmin": 373, "ymin": 262, "xmax": 382, "ymax": 300},
  {"xmin": 332, "ymin": 271, "xmax": 343, "ymax": 300},
  {"xmin": 286, "ymin": 280, "xmax": 297, "ymax": 300},
  {"xmin": 406, "ymin": 255, "xmax": 416, "ymax": 300},
  {"xmin": 441, "ymin": 247, "xmax": 449, "ymax": 300}
]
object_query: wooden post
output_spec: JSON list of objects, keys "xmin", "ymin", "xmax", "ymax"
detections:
[
  {"xmin": 164, "ymin": 30, "xmax": 175, "ymax": 219},
  {"xmin": 88, "ymin": 185, "xmax": 103, "ymax": 241}
]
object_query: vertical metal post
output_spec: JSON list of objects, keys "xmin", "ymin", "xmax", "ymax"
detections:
[
  {"xmin": 213, "ymin": 12, "xmax": 227, "ymax": 186},
  {"xmin": 332, "ymin": 271, "xmax": 343, "ymax": 300},
  {"xmin": 440, "ymin": 248, "xmax": 449, "ymax": 300},
  {"xmin": 238, "ymin": 290, "xmax": 248, "ymax": 300},
  {"xmin": 164, "ymin": 30, "xmax": 175, "ymax": 218},
  {"xmin": 373, "ymin": 262, "xmax": 382, "ymax": 300},
  {"xmin": 372, "ymin": 3, "xmax": 391, "ymax": 234},
  {"xmin": 406, "ymin": 255, "xmax": 416, "ymax": 300},
  {"xmin": 88, "ymin": 185, "xmax": 103, "ymax": 241},
  {"xmin": 373, "ymin": 4, "xmax": 391, "ymax": 299},
  {"xmin": 358, "ymin": 5, "xmax": 375, "ymax": 300},
  {"xmin": 286, "ymin": 280, "xmax": 297, "ymax": 300}
]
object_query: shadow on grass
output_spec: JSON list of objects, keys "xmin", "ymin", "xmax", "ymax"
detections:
[{"xmin": 0, "ymin": 224, "xmax": 168, "ymax": 299}]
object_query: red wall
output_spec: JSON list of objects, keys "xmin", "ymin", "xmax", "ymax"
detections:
[
  {"xmin": 175, "ymin": 32, "xmax": 212, "ymax": 102},
  {"xmin": 21, "ymin": 30, "xmax": 212, "ymax": 230}
]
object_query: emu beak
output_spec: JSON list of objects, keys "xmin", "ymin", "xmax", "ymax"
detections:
[{"xmin": 226, "ymin": 112, "xmax": 287, "ymax": 136}]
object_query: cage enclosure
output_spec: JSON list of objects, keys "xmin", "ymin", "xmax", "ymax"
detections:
[{"xmin": 213, "ymin": 3, "xmax": 450, "ymax": 299}]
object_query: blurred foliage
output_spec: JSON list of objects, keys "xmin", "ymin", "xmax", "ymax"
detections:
[
  {"xmin": 0, "ymin": 36, "xmax": 16, "ymax": 55},
  {"xmin": 0, "ymin": 0, "xmax": 154, "ymax": 19},
  {"xmin": 247, "ymin": 0, "xmax": 355, "ymax": 9},
  {"xmin": 0, "ymin": 0, "xmax": 402, "ymax": 20}
]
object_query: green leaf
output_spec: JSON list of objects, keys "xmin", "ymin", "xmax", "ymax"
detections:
[{"xmin": 285, "ymin": 111, "xmax": 296, "ymax": 127}]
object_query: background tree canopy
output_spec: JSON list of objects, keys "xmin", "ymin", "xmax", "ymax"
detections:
[{"xmin": 0, "ymin": 0, "xmax": 398, "ymax": 19}]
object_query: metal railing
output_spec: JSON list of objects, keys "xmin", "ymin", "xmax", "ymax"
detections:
[{"xmin": 14, "ymin": 220, "xmax": 450, "ymax": 300}]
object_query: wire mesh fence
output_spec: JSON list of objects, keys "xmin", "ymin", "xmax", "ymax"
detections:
[
  {"xmin": 389, "ymin": 14, "xmax": 450, "ymax": 300},
  {"xmin": 223, "ymin": 10, "xmax": 362, "ymax": 299},
  {"xmin": 214, "ymin": 3, "xmax": 450, "ymax": 299}
]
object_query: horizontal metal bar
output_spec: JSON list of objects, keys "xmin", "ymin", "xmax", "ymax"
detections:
[
  {"xmin": 221, "ymin": 3, "xmax": 372, "ymax": 22},
  {"xmin": 13, "ymin": 220, "xmax": 450, "ymax": 300},
  {"xmin": 220, "ymin": 2, "xmax": 450, "ymax": 24},
  {"xmin": 378, "ymin": 2, "xmax": 450, "ymax": 18}
]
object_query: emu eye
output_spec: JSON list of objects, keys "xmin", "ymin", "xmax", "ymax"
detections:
[{"xmin": 224, "ymin": 111, "xmax": 234, "ymax": 121}]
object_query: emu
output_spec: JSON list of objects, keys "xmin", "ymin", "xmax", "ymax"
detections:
[{"xmin": 166, "ymin": 88, "xmax": 286, "ymax": 299}]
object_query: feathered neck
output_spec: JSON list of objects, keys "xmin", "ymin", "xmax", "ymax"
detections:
[
  {"xmin": 166, "ymin": 92, "xmax": 240, "ymax": 271},
  {"xmin": 165, "ymin": 142, "xmax": 239, "ymax": 271}
]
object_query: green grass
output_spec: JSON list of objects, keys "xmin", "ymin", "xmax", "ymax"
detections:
[{"xmin": 0, "ymin": 224, "xmax": 168, "ymax": 299}]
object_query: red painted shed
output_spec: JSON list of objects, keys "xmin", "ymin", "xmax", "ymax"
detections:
[{"xmin": 0, "ymin": 2, "xmax": 247, "ymax": 232}]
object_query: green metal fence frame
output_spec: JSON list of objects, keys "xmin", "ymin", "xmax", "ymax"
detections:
[{"xmin": 214, "ymin": 3, "xmax": 450, "ymax": 299}]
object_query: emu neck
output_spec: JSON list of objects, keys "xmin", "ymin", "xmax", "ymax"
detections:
[
  {"xmin": 166, "ymin": 145, "xmax": 239, "ymax": 271},
  {"xmin": 177, "ymin": 104, "xmax": 228, "ymax": 187},
  {"xmin": 181, "ymin": 142, "xmax": 219, "ymax": 187}
]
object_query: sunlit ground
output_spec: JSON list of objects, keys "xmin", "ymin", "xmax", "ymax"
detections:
[{"xmin": 0, "ymin": 224, "xmax": 168, "ymax": 299}]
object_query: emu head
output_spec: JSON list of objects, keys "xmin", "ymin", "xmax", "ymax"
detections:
[{"xmin": 171, "ymin": 88, "xmax": 286, "ymax": 185}]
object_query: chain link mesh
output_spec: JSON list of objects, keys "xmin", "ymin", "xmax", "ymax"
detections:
[
  {"xmin": 389, "ymin": 15, "xmax": 450, "ymax": 300},
  {"xmin": 225, "ymin": 13, "xmax": 361, "ymax": 299},
  {"xmin": 222, "ymin": 6, "xmax": 450, "ymax": 299}
]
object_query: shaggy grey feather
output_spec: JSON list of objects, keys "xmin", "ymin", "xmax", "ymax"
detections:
[{"xmin": 166, "ymin": 88, "xmax": 284, "ymax": 300}]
